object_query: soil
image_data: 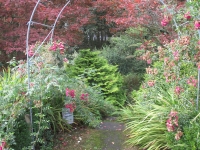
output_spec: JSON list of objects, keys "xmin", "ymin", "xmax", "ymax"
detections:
[{"xmin": 53, "ymin": 117, "xmax": 139, "ymax": 150}]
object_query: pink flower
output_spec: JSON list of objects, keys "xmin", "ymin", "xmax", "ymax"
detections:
[
  {"xmin": 63, "ymin": 58, "xmax": 69, "ymax": 63},
  {"xmin": 187, "ymin": 76, "xmax": 197, "ymax": 87},
  {"xmin": 161, "ymin": 16, "xmax": 170, "ymax": 27},
  {"xmin": 173, "ymin": 51, "xmax": 179, "ymax": 61},
  {"xmin": 174, "ymin": 86, "xmax": 183, "ymax": 95},
  {"xmin": 1, "ymin": 141, "xmax": 6, "ymax": 148},
  {"xmin": 0, "ymin": 146, "xmax": 2, "ymax": 150},
  {"xmin": 184, "ymin": 12, "xmax": 191, "ymax": 20},
  {"xmin": 28, "ymin": 50, "xmax": 34, "ymax": 57},
  {"xmin": 49, "ymin": 42, "xmax": 57, "ymax": 51},
  {"xmin": 28, "ymin": 45, "xmax": 35, "ymax": 57},
  {"xmin": 30, "ymin": 82, "xmax": 34, "ymax": 88},
  {"xmin": 169, "ymin": 111, "xmax": 178, "ymax": 117},
  {"xmin": 194, "ymin": 21, "xmax": 200, "ymax": 29},
  {"xmin": 166, "ymin": 118, "xmax": 174, "ymax": 132},
  {"xmin": 58, "ymin": 42, "xmax": 65, "ymax": 50},
  {"xmin": 80, "ymin": 93, "xmax": 89, "ymax": 101},
  {"xmin": 173, "ymin": 117, "xmax": 178, "ymax": 126},
  {"xmin": 147, "ymin": 59, "xmax": 152, "ymax": 64},
  {"xmin": 166, "ymin": 111, "xmax": 179, "ymax": 132},
  {"xmin": 147, "ymin": 80, "xmax": 155, "ymax": 87},
  {"xmin": 66, "ymin": 88, "xmax": 75, "ymax": 98},
  {"xmin": 198, "ymin": 40, "xmax": 200, "ymax": 45}
]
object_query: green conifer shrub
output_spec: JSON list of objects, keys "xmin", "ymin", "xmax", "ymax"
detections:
[{"xmin": 66, "ymin": 49, "xmax": 125, "ymax": 106}]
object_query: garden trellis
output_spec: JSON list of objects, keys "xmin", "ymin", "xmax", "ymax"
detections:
[{"xmin": 26, "ymin": 0, "xmax": 71, "ymax": 149}]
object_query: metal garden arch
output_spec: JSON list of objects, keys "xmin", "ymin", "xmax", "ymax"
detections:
[
  {"xmin": 26, "ymin": 0, "xmax": 71, "ymax": 149},
  {"xmin": 25, "ymin": 0, "xmax": 200, "ymax": 149}
]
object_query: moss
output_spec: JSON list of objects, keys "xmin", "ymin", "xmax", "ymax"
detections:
[{"xmin": 82, "ymin": 130, "xmax": 104, "ymax": 150}]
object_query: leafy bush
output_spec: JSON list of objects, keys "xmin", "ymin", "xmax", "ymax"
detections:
[
  {"xmin": 0, "ymin": 68, "xmax": 27, "ymax": 149},
  {"xmin": 11, "ymin": 114, "xmax": 32, "ymax": 150},
  {"xmin": 66, "ymin": 49, "xmax": 125, "ymax": 106},
  {"xmin": 101, "ymin": 27, "xmax": 148, "ymax": 75},
  {"xmin": 122, "ymin": 73, "xmax": 144, "ymax": 104}
]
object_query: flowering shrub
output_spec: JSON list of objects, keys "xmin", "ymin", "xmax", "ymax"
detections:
[
  {"xmin": 64, "ymin": 83, "xmax": 115, "ymax": 127},
  {"xmin": 119, "ymin": 1, "xmax": 200, "ymax": 149},
  {"xmin": 166, "ymin": 111, "xmax": 183, "ymax": 141},
  {"xmin": 0, "ymin": 42, "xmax": 115, "ymax": 149},
  {"xmin": 166, "ymin": 111, "xmax": 178, "ymax": 132}
]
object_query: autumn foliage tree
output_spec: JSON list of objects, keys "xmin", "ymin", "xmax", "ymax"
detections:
[
  {"xmin": 0, "ymin": 0, "xmax": 186, "ymax": 65},
  {"xmin": 0, "ymin": 0, "xmax": 63, "ymax": 64}
]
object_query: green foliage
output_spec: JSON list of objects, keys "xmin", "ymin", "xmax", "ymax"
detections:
[
  {"xmin": 122, "ymin": 73, "xmax": 144, "ymax": 104},
  {"xmin": 0, "ymin": 68, "xmax": 27, "ymax": 148},
  {"xmin": 0, "ymin": 42, "xmax": 116, "ymax": 149},
  {"xmin": 119, "ymin": 83, "xmax": 190, "ymax": 150},
  {"xmin": 67, "ymin": 49, "xmax": 125, "ymax": 106},
  {"xmin": 101, "ymin": 27, "xmax": 147, "ymax": 75},
  {"xmin": 11, "ymin": 114, "xmax": 32, "ymax": 150}
]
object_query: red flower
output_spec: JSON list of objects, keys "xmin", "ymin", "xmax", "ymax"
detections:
[
  {"xmin": 65, "ymin": 103, "xmax": 76, "ymax": 113},
  {"xmin": 66, "ymin": 88, "xmax": 75, "ymax": 98},
  {"xmin": 80, "ymin": 93, "xmax": 89, "ymax": 101},
  {"xmin": 184, "ymin": 12, "xmax": 191, "ymax": 20}
]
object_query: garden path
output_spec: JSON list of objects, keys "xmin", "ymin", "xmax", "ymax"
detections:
[{"xmin": 53, "ymin": 117, "xmax": 139, "ymax": 150}]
